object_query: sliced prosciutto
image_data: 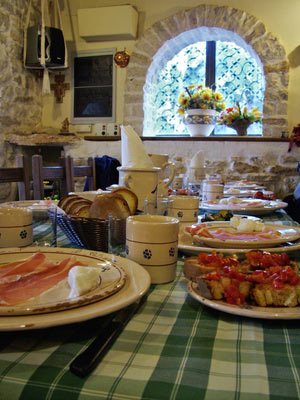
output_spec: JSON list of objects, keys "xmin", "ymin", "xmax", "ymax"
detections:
[
  {"xmin": 185, "ymin": 224, "xmax": 281, "ymax": 242},
  {"xmin": 0, "ymin": 255, "xmax": 86, "ymax": 306},
  {"xmin": 0, "ymin": 253, "xmax": 58, "ymax": 285},
  {"xmin": 196, "ymin": 227, "xmax": 281, "ymax": 241}
]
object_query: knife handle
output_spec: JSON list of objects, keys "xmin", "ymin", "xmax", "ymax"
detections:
[{"xmin": 70, "ymin": 319, "xmax": 122, "ymax": 378}]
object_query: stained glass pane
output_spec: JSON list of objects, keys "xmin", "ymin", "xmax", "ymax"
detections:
[
  {"xmin": 214, "ymin": 41, "xmax": 264, "ymax": 135},
  {"xmin": 148, "ymin": 42, "xmax": 206, "ymax": 135}
]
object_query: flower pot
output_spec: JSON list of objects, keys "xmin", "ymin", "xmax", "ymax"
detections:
[
  {"xmin": 229, "ymin": 119, "xmax": 251, "ymax": 136},
  {"xmin": 184, "ymin": 109, "xmax": 216, "ymax": 137}
]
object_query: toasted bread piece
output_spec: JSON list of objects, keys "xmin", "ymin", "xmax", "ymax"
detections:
[
  {"xmin": 184, "ymin": 257, "xmax": 217, "ymax": 281},
  {"xmin": 58, "ymin": 195, "xmax": 79, "ymax": 210},
  {"xmin": 71, "ymin": 204, "xmax": 91, "ymax": 218},
  {"xmin": 252, "ymin": 283, "xmax": 300, "ymax": 307},
  {"xmin": 111, "ymin": 187, "xmax": 138, "ymax": 215},
  {"xmin": 203, "ymin": 278, "xmax": 252, "ymax": 302},
  {"xmin": 184, "ymin": 255, "xmax": 249, "ymax": 281},
  {"xmin": 64, "ymin": 199, "xmax": 92, "ymax": 214},
  {"xmin": 89, "ymin": 193, "xmax": 131, "ymax": 219}
]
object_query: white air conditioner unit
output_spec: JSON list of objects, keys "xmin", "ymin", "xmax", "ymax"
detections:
[{"xmin": 77, "ymin": 5, "xmax": 138, "ymax": 42}]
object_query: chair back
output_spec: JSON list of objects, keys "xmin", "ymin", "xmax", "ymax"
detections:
[
  {"xmin": 0, "ymin": 155, "xmax": 31, "ymax": 200},
  {"xmin": 32, "ymin": 155, "xmax": 68, "ymax": 200},
  {"xmin": 65, "ymin": 156, "xmax": 96, "ymax": 192}
]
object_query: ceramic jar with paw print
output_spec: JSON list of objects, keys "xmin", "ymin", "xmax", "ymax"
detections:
[{"xmin": 126, "ymin": 214, "xmax": 179, "ymax": 284}]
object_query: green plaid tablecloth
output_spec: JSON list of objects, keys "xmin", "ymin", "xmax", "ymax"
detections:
[{"xmin": 0, "ymin": 210, "xmax": 300, "ymax": 400}]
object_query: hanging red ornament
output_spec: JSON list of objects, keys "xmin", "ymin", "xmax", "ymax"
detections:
[{"xmin": 114, "ymin": 50, "xmax": 130, "ymax": 68}]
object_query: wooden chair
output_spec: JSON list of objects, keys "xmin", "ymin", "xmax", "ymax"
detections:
[
  {"xmin": 32, "ymin": 154, "xmax": 68, "ymax": 200},
  {"xmin": 65, "ymin": 155, "xmax": 96, "ymax": 192},
  {"xmin": 0, "ymin": 155, "xmax": 31, "ymax": 200}
]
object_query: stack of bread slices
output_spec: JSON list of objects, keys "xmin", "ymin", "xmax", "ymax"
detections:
[{"xmin": 58, "ymin": 187, "xmax": 138, "ymax": 219}]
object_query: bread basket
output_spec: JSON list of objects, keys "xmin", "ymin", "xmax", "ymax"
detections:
[{"xmin": 50, "ymin": 209, "xmax": 126, "ymax": 252}]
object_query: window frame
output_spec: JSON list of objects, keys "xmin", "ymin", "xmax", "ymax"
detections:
[{"xmin": 70, "ymin": 48, "xmax": 116, "ymax": 125}]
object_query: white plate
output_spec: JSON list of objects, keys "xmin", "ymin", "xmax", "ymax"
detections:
[
  {"xmin": 0, "ymin": 248, "xmax": 151, "ymax": 331},
  {"xmin": 201, "ymin": 199, "xmax": 287, "ymax": 216},
  {"xmin": 178, "ymin": 222, "xmax": 300, "ymax": 255},
  {"xmin": 188, "ymin": 281, "xmax": 300, "ymax": 319},
  {"xmin": 0, "ymin": 247, "xmax": 128, "ymax": 315},
  {"xmin": 1, "ymin": 200, "xmax": 56, "ymax": 209},
  {"xmin": 189, "ymin": 222, "xmax": 300, "ymax": 249},
  {"xmin": 225, "ymin": 182, "xmax": 265, "ymax": 190}
]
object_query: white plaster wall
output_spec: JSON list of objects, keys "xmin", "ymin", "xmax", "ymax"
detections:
[{"xmin": 65, "ymin": 140, "xmax": 299, "ymax": 165}]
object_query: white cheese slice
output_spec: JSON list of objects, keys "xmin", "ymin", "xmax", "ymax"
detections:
[{"xmin": 68, "ymin": 266, "xmax": 102, "ymax": 298}]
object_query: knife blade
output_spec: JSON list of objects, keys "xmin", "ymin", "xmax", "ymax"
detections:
[{"xmin": 69, "ymin": 296, "xmax": 146, "ymax": 378}]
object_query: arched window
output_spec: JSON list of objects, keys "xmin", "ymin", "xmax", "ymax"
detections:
[{"xmin": 143, "ymin": 29, "xmax": 265, "ymax": 136}]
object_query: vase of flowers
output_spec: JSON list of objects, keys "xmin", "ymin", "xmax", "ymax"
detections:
[
  {"xmin": 178, "ymin": 84, "xmax": 226, "ymax": 137},
  {"xmin": 217, "ymin": 102, "xmax": 262, "ymax": 136}
]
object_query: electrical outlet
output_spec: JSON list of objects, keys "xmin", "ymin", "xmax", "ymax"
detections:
[
  {"xmin": 107, "ymin": 123, "xmax": 120, "ymax": 136},
  {"xmin": 94, "ymin": 123, "xmax": 107, "ymax": 136}
]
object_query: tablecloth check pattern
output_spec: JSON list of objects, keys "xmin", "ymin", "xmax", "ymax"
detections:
[{"xmin": 0, "ymin": 210, "xmax": 300, "ymax": 400}]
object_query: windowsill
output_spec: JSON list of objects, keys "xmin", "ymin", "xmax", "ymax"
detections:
[
  {"xmin": 83, "ymin": 135, "xmax": 290, "ymax": 142},
  {"xmin": 142, "ymin": 136, "xmax": 290, "ymax": 142}
]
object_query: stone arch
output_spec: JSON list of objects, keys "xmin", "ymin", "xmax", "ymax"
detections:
[{"xmin": 123, "ymin": 4, "xmax": 289, "ymax": 137}]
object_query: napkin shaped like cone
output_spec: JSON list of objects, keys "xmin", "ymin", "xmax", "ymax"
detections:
[
  {"xmin": 190, "ymin": 151, "xmax": 204, "ymax": 168},
  {"xmin": 121, "ymin": 125, "xmax": 154, "ymax": 168}
]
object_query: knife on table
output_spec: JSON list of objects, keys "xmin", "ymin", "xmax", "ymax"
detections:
[{"xmin": 69, "ymin": 296, "xmax": 146, "ymax": 378}]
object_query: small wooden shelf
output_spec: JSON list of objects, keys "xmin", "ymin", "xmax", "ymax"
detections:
[
  {"xmin": 83, "ymin": 135, "xmax": 290, "ymax": 143},
  {"xmin": 84, "ymin": 135, "xmax": 121, "ymax": 141}
]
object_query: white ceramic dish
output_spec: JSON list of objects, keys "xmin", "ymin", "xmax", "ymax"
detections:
[
  {"xmin": 188, "ymin": 281, "xmax": 300, "ymax": 319},
  {"xmin": 188, "ymin": 222, "xmax": 300, "ymax": 249},
  {"xmin": 0, "ymin": 247, "xmax": 128, "ymax": 315},
  {"xmin": 0, "ymin": 248, "xmax": 151, "ymax": 331},
  {"xmin": 178, "ymin": 222, "xmax": 300, "ymax": 255},
  {"xmin": 1, "ymin": 200, "xmax": 57, "ymax": 209},
  {"xmin": 225, "ymin": 182, "xmax": 265, "ymax": 190},
  {"xmin": 201, "ymin": 199, "xmax": 287, "ymax": 216}
]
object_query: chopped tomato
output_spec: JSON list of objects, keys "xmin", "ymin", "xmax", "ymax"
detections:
[
  {"xmin": 225, "ymin": 282, "xmax": 246, "ymax": 305},
  {"xmin": 205, "ymin": 270, "xmax": 221, "ymax": 281},
  {"xmin": 197, "ymin": 252, "xmax": 239, "ymax": 269}
]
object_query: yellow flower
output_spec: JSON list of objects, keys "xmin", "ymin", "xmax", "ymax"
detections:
[
  {"xmin": 179, "ymin": 97, "xmax": 189, "ymax": 107},
  {"xmin": 214, "ymin": 92, "xmax": 223, "ymax": 101},
  {"xmin": 178, "ymin": 108, "xmax": 185, "ymax": 115},
  {"xmin": 201, "ymin": 90, "xmax": 212, "ymax": 102},
  {"xmin": 177, "ymin": 83, "xmax": 226, "ymax": 114}
]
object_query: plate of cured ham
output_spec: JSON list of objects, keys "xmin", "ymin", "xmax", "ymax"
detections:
[
  {"xmin": 179, "ymin": 221, "xmax": 300, "ymax": 254},
  {"xmin": 0, "ymin": 248, "xmax": 150, "ymax": 330},
  {"xmin": 0, "ymin": 247, "xmax": 147, "ymax": 318},
  {"xmin": 201, "ymin": 199, "xmax": 287, "ymax": 216},
  {"xmin": 183, "ymin": 222, "xmax": 300, "ymax": 249}
]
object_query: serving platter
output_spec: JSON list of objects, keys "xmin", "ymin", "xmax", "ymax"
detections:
[
  {"xmin": 225, "ymin": 181, "xmax": 265, "ymax": 190},
  {"xmin": 188, "ymin": 281, "xmax": 300, "ymax": 319},
  {"xmin": 186, "ymin": 222, "xmax": 300, "ymax": 249},
  {"xmin": 0, "ymin": 248, "xmax": 128, "ymax": 315},
  {"xmin": 223, "ymin": 190, "xmax": 274, "ymax": 198},
  {"xmin": 178, "ymin": 222, "xmax": 300, "ymax": 255},
  {"xmin": 0, "ymin": 248, "xmax": 151, "ymax": 330},
  {"xmin": 201, "ymin": 199, "xmax": 287, "ymax": 216}
]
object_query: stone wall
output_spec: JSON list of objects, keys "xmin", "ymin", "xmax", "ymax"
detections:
[{"xmin": 0, "ymin": 0, "xmax": 42, "ymax": 199}]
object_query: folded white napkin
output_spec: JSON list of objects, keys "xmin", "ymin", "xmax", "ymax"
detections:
[
  {"xmin": 190, "ymin": 151, "xmax": 204, "ymax": 168},
  {"xmin": 121, "ymin": 125, "xmax": 154, "ymax": 168}
]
